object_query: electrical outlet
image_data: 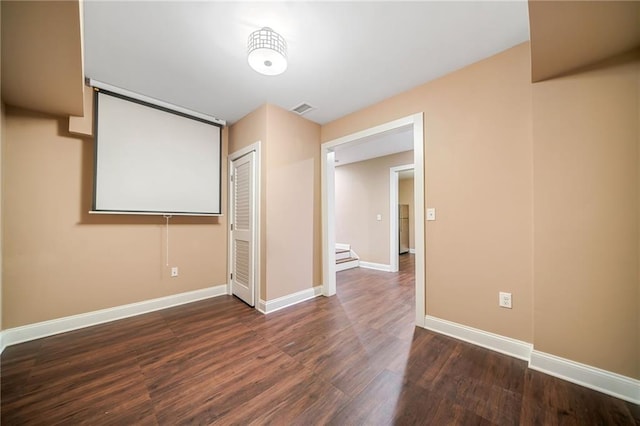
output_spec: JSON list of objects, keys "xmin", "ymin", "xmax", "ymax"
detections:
[
  {"xmin": 171, "ymin": 267, "xmax": 179, "ymax": 277},
  {"xmin": 499, "ymin": 292, "xmax": 512, "ymax": 309}
]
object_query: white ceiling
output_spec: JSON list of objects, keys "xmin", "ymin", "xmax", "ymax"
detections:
[
  {"xmin": 83, "ymin": 1, "xmax": 530, "ymax": 125},
  {"xmin": 334, "ymin": 125, "xmax": 413, "ymax": 166}
]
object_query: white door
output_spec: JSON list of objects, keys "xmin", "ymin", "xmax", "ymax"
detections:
[{"xmin": 230, "ymin": 151, "xmax": 256, "ymax": 306}]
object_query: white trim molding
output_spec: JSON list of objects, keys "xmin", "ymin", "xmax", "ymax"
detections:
[
  {"xmin": 529, "ymin": 350, "xmax": 640, "ymax": 404},
  {"xmin": 424, "ymin": 315, "xmax": 533, "ymax": 361},
  {"xmin": 409, "ymin": 248, "xmax": 416, "ymax": 254},
  {"xmin": 321, "ymin": 112, "xmax": 425, "ymax": 328},
  {"xmin": 257, "ymin": 286, "xmax": 323, "ymax": 314},
  {"xmin": 423, "ymin": 315, "xmax": 640, "ymax": 405},
  {"xmin": 1, "ymin": 285, "xmax": 228, "ymax": 353},
  {"xmin": 359, "ymin": 261, "xmax": 392, "ymax": 272},
  {"xmin": 321, "ymin": 150, "xmax": 337, "ymax": 296}
]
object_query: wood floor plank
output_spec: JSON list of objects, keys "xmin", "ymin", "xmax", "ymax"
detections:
[
  {"xmin": 2, "ymin": 254, "xmax": 637, "ymax": 424},
  {"xmin": 251, "ymin": 303, "xmax": 353, "ymax": 355},
  {"xmin": 519, "ymin": 369, "xmax": 637, "ymax": 425},
  {"xmin": 627, "ymin": 402, "xmax": 640, "ymax": 424},
  {"xmin": 385, "ymin": 327, "xmax": 435, "ymax": 376},
  {"xmin": 0, "ymin": 340, "xmax": 41, "ymax": 405},
  {"xmin": 328, "ymin": 369, "xmax": 406, "ymax": 426},
  {"xmin": 434, "ymin": 340, "xmax": 527, "ymax": 395},
  {"xmin": 3, "ymin": 361, "xmax": 154, "ymax": 425},
  {"xmin": 215, "ymin": 363, "xmax": 348, "ymax": 425}
]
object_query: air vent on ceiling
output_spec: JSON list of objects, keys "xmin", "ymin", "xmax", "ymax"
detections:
[{"xmin": 290, "ymin": 102, "xmax": 315, "ymax": 115}]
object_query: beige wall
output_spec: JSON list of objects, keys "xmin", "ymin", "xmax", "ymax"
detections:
[
  {"xmin": 529, "ymin": 0, "xmax": 640, "ymax": 82},
  {"xmin": 532, "ymin": 51, "xmax": 640, "ymax": 378},
  {"xmin": 265, "ymin": 105, "xmax": 321, "ymax": 299},
  {"xmin": 3, "ymin": 106, "xmax": 229, "ymax": 328},
  {"xmin": 3, "ymin": 4, "xmax": 637, "ymax": 382},
  {"xmin": 323, "ymin": 42, "xmax": 640, "ymax": 379},
  {"xmin": 324, "ymin": 43, "xmax": 534, "ymax": 344},
  {"xmin": 399, "ymin": 177, "xmax": 415, "ymax": 250},
  {"xmin": 335, "ymin": 151, "xmax": 413, "ymax": 264},
  {"xmin": 229, "ymin": 104, "xmax": 321, "ymax": 301},
  {"xmin": 1, "ymin": 1, "xmax": 84, "ymax": 116},
  {"xmin": 228, "ymin": 105, "xmax": 268, "ymax": 298},
  {"xmin": 228, "ymin": 105, "xmax": 267, "ymax": 158}
]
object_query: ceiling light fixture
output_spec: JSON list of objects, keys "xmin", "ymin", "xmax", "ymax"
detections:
[{"xmin": 247, "ymin": 27, "xmax": 287, "ymax": 76}]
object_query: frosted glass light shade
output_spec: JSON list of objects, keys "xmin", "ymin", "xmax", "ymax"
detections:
[{"xmin": 247, "ymin": 27, "xmax": 287, "ymax": 76}]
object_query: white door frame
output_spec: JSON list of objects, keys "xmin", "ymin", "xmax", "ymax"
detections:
[
  {"xmin": 321, "ymin": 113, "xmax": 426, "ymax": 327},
  {"xmin": 390, "ymin": 163, "xmax": 415, "ymax": 272},
  {"xmin": 228, "ymin": 141, "xmax": 261, "ymax": 307}
]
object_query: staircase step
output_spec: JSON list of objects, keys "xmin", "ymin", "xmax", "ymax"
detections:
[
  {"xmin": 336, "ymin": 257, "xmax": 359, "ymax": 272},
  {"xmin": 336, "ymin": 248, "xmax": 351, "ymax": 261},
  {"xmin": 336, "ymin": 253, "xmax": 351, "ymax": 261},
  {"xmin": 336, "ymin": 256, "xmax": 358, "ymax": 264}
]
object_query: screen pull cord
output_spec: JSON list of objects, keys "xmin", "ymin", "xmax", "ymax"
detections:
[{"xmin": 164, "ymin": 214, "xmax": 172, "ymax": 267}]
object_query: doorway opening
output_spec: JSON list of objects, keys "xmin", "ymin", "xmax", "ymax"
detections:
[
  {"xmin": 390, "ymin": 164, "xmax": 415, "ymax": 273},
  {"xmin": 321, "ymin": 113, "xmax": 425, "ymax": 326}
]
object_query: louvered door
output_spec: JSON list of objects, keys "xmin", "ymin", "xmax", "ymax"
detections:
[{"xmin": 230, "ymin": 151, "xmax": 255, "ymax": 306}]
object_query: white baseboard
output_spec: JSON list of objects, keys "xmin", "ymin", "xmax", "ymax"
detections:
[
  {"xmin": 409, "ymin": 248, "xmax": 416, "ymax": 254},
  {"xmin": 424, "ymin": 315, "xmax": 532, "ymax": 361},
  {"xmin": 257, "ymin": 286, "xmax": 323, "ymax": 314},
  {"xmin": 529, "ymin": 350, "xmax": 640, "ymax": 404},
  {"xmin": 359, "ymin": 261, "xmax": 392, "ymax": 272},
  {"xmin": 0, "ymin": 284, "xmax": 228, "ymax": 354},
  {"xmin": 423, "ymin": 315, "xmax": 640, "ymax": 405}
]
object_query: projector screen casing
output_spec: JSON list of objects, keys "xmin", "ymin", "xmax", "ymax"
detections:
[{"xmin": 93, "ymin": 90, "xmax": 222, "ymax": 215}]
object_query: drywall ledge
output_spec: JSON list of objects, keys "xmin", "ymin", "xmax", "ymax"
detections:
[
  {"xmin": 2, "ymin": 1, "xmax": 85, "ymax": 116},
  {"xmin": 69, "ymin": 85, "xmax": 94, "ymax": 137},
  {"xmin": 0, "ymin": 284, "xmax": 228, "ymax": 353}
]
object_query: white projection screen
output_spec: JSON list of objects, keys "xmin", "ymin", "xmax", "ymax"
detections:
[{"xmin": 93, "ymin": 91, "xmax": 222, "ymax": 215}]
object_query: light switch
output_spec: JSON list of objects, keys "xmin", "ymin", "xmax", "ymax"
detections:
[
  {"xmin": 376, "ymin": 214, "xmax": 382, "ymax": 221},
  {"xmin": 426, "ymin": 208, "xmax": 436, "ymax": 221}
]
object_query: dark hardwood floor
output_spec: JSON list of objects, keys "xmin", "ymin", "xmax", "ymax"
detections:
[{"xmin": 2, "ymin": 254, "xmax": 638, "ymax": 424}]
